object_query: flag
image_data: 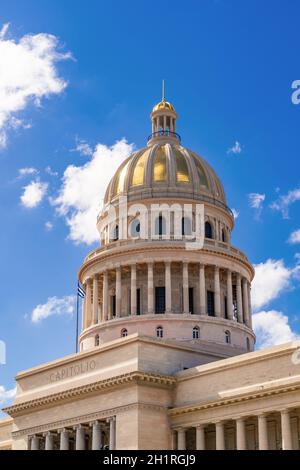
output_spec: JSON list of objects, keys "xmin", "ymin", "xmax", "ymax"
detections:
[{"xmin": 77, "ymin": 283, "xmax": 85, "ymax": 298}]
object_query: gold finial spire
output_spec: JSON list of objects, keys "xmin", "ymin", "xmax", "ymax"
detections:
[{"xmin": 162, "ymin": 79, "xmax": 165, "ymax": 102}]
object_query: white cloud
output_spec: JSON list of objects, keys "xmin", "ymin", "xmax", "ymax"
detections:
[
  {"xmin": 31, "ymin": 295, "xmax": 76, "ymax": 323},
  {"xmin": 227, "ymin": 141, "xmax": 242, "ymax": 155},
  {"xmin": 52, "ymin": 139, "xmax": 134, "ymax": 245},
  {"xmin": 45, "ymin": 166, "xmax": 58, "ymax": 177},
  {"xmin": 45, "ymin": 221, "xmax": 53, "ymax": 231},
  {"xmin": 231, "ymin": 208, "xmax": 239, "ymax": 220},
  {"xmin": 20, "ymin": 180, "xmax": 48, "ymax": 208},
  {"xmin": 18, "ymin": 167, "xmax": 38, "ymax": 178},
  {"xmin": 252, "ymin": 259, "xmax": 292, "ymax": 310},
  {"xmin": 248, "ymin": 193, "xmax": 265, "ymax": 219},
  {"xmin": 253, "ymin": 310, "xmax": 300, "ymax": 349},
  {"xmin": 270, "ymin": 187, "xmax": 300, "ymax": 219},
  {"xmin": 0, "ymin": 23, "xmax": 71, "ymax": 148},
  {"xmin": 71, "ymin": 139, "xmax": 93, "ymax": 157},
  {"xmin": 288, "ymin": 229, "xmax": 300, "ymax": 245},
  {"xmin": 0, "ymin": 385, "xmax": 16, "ymax": 406},
  {"xmin": 248, "ymin": 192, "xmax": 265, "ymax": 209}
]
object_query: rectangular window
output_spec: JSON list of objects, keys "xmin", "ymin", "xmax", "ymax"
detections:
[
  {"xmin": 189, "ymin": 287, "xmax": 194, "ymax": 314},
  {"xmin": 137, "ymin": 288, "xmax": 141, "ymax": 315},
  {"xmin": 232, "ymin": 285, "xmax": 238, "ymax": 320},
  {"xmin": 224, "ymin": 296, "xmax": 228, "ymax": 319},
  {"xmin": 155, "ymin": 287, "xmax": 165, "ymax": 314},
  {"xmin": 207, "ymin": 291, "xmax": 215, "ymax": 316},
  {"xmin": 112, "ymin": 295, "xmax": 116, "ymax": 317}
]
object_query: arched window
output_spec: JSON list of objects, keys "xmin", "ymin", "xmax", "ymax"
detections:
[
  {"xmin": 155, "ymin": 215, "xmax": 166, "ymax": 236},
  {"xmin": 113, "ymin": 224, "xmax": 119, "ymax": 241},
  {"xmin": 205, "ymin": 221, "xmax": 213, "ymax": 239},
  {"xmin": 222, "ymin": 229, "xmax": 226, "ymax": 243},
  {"xmin": 95, "ymin": 335, "xmax": 100, "ymax": 347},
  {"xmin": 182, "ymin": 217, "xmax": 192, "ymax": 236},
  {"xmin": 156, "ymin": 326, "xmax": 164, "ymax": 338},
  {"xmin": 192, "ymin": 326, "xmax": 200, "ymax": 339},
  {"xmin": 225, "ymin": 330, "xmax": 231, "ymax": 344},
  {"xmin": 131, "ymin": 219, "xmax": 141, "ymax": 238},
  {"xmin": 246, "ymin": 337, "xmax": 251, "ymax": 352},
  {"xmin": 121, "ymin": 328, "xmax": 128, "ymax": 338}
]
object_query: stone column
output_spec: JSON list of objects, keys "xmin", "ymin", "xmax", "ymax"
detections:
[
  {"xmin": 248, "ymin": 283, "xmax": 253, "ymax": 328},
  {"xmin": 281, "ymin": 409, "xmax": 293, "ymax": 450},
  {"xmin": 103, "ymin": 271, "xmax": 109, "ymax": 321},
  {"xmin": 116, "ymin": 266, "xmax": 121, "ymax": 318},
  {"xmin": 31, "ymin": 435, "xmax": 40, "ymax": 450},
  {"xmin": 236, "ymin": 418, "xmax": 246, "ymax": 450},
  {"xmin": 214, "ymin": 266, "xmax": 221, "ymax": 317},
  {"xmin": 258, "ymin": 414, "xmax": 268, "ymax": 450},
  {"xmin": 82, "ymin": 283, "xmax": 87, "ymax": 329},
  {"xmin": 131, "ymin": 264, "xmax": 137, "ymax": 315},
  {"xmin": 183, "ymin": 262, "xmax": 189, "ymax": 314},
  {"xmin": 44, "ymin": 432, "xmax": 54, "ymax": 450},
  {"xmin": 226, "ymin": 270, "xmax": 233, "ymax": 320},
  {"xmin": 148, "ymin": 262, "xmax": 154, "ymax": 314},
  {"xmin": 215, "ymin": 421, "xmax": 225, "ymax": 450},
  {"xmin": 177, "ymin": 429, "xmax": 186, "ymax": 450},
  {"xmin": 75, "ymin": 425, "xmax": 86, "ymax": 450},
  {"xmin": 91, "ymin": 421, "xmax": 103, "ymax": 450},
  {"xmin": 236, "ymin": 274, "xmax": 243, "ymax": 323},
  {"xmin": 199, "ymin": 264, "xmax": 206, "ymax": 315},
  {"xmin": 165, "ymin": 261, "xmax": 172, "ymax": 313},
  {"xmin": 93, "ymin": 275, "xmax": 99, "ymax": 325},
  {"xmin": 196, "ymin": 424, "xmax": 206, "ymax": 450},
  {"xmin": 86, "ymin": 279, "xmax": 92, "ymax": 328},
  {"xmin": 171, "ymin": 431, "xmax": 177, "ymax": 450},
  {"xmin": 59, "ymin": 429, "xmax": 69, "ymax": 450},
  {"xmin": 242, "ymin": 278, "xmax": 250, "ymax": 326},
  {"xmin": 107, "ymin": 417, "xmax": 116, "ymax": 450}
]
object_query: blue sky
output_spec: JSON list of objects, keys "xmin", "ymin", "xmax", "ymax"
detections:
[{"xmin": 1, "ymin": 0, "xmax": 300, "ymax": 411}]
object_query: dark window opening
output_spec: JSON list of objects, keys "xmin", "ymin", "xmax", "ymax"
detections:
[
  {"xmin": 207, "ymin": 291, "xmax": 215, "ymax": 316},
  {"xmin": 136, "ymin": 288, "xmax": 141, "ymax": 315},
  {"xmin": 112, "ymin": 295, "xmax": 116, "ymax": 317},
  {"xmin": 155, "ymin": 287, "xmax": 165, "ymax": 314},
  {"xmin": 189, "ymin": 287, "xmax": 194, "ymax": 314},
  {"xmin": 205, "ymin": 222, "xmax": 213, "ymax": 239},
  {"xmin": 224, "ymin": 296, "xmax": 228, "ymax": 319}
]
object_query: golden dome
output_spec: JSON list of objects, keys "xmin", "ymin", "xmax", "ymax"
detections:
[
  {"xmin": 104, "ymin": 143, "xmax": 227, "ymax": 211},
  {"xmin": 152, "ymin": 99, "xmax": 175, "ymax": 113}
]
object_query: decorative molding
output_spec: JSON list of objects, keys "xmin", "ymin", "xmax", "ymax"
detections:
[
  {"xmin": 79, "ymin": 244, "xmax": 254, "ymax": 282},
  {"xmin": 11, "ymin": 402, "xmax": 167, "ymax": 438},
  {"xmin": 4, "ymin": 372, "xmax": 175, "ymax": 418},
  {"xmin": 168, "ymin": 383, "xmax": 300, "ymax": 417}
]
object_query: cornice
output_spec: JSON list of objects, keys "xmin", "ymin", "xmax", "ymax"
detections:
[
  {"xmin": 79, "ymin": 244, "xmax": 254, "ymax": 281},
  {"xmin": 11, "ymin": 402, "xmax": 167, "ymax": 438},
  {"xmin": 168, "ymin": 382, "xmax": 300, "ymax": 417},
  {"xmin": 3, "ymin": 372, "xmax": 176, "ymax": 418}
]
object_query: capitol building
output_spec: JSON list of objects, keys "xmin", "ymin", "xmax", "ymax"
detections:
[{"xmin": 1, "ymin": 93, "xmax": 300, "ymax": 451}]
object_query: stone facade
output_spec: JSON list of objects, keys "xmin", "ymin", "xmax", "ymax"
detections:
[{"xmin": 1, "ymin": 95, "xmax": 299, "ymax": 450}]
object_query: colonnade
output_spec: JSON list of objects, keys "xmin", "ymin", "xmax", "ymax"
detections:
[
  {"xmin": 29, "ymin": 417, "xmax": 116, "ymax": 451},
  {"xmin": 174, "ymin": 409, "xmax": 295, "ymax": 450},
  {"xmin": 81, "ymin": 262, "xmax": 252, "ymax": 330}
]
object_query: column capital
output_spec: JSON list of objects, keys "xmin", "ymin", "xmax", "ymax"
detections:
[
  {"xmin": 195, "ymin": 423, "xmax": 206, "ymax": 430},
  {"xmin": 85, "ymin": 277, "xmax": 92, "ymax": 285},
  {"xmin": 43, "ymin": 431, "xmax": 56, "ymax": 437},
  {"xmin": 93, "ymin": 273, "xmax": 99, "ymax": 280},
  {"xmin": 57, "ymin": 428, "xmax": 69, "ymax": 434},
  {"xmin": 214, "ymin": 265, "xmax": 220, "ymax": 272},
  {"xmin": 106, "ymin": 416, "xmax": 116, "ymax": 423}
]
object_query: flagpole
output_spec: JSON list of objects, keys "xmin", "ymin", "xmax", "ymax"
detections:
[{"xmin": 76, "ymin": 283, "xmax": 79, "ymax": 353}]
